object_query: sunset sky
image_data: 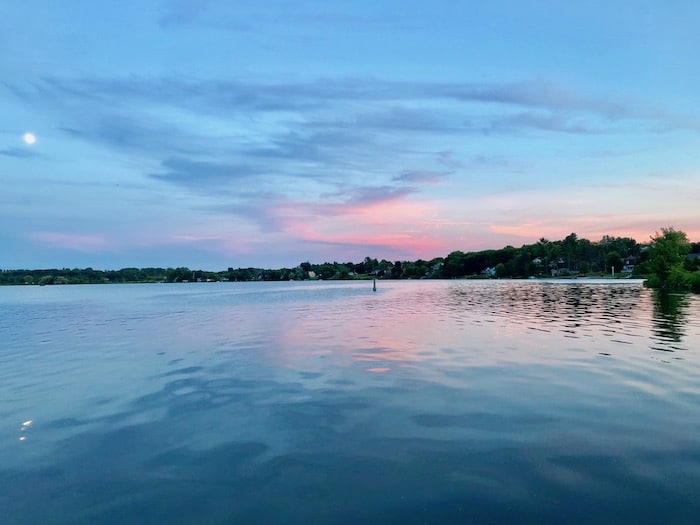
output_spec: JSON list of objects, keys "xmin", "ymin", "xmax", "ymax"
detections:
[{"xmin": 2, "ymin": 1, "xmax": 699, "ymax": 270}]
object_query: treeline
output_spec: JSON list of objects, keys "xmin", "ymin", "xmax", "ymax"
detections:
[
  {"xmin": 0, "ymin": 267, "xmax": 197, "ymax": 286},
  {"xmin": 290, "ymin": 233, "xmax": 700, "ymax": 281},
  {"xmin": 442, "ymin": 233, "xmax": 640, "ymax": 278},
  {"xmin": 2, "ymin": 232, "xmax": 699, "ymax": 287}
]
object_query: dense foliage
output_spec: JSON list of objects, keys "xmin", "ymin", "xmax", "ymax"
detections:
[
  {"xmin": 644, "ymin": 227, "xmax": 700, "ymax": 292},
  {"xmin": 2, "ymin": 230, "xmax": 699, "ymax": 290}
]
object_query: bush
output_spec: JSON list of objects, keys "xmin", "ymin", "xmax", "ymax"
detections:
[
  {"xmin": 645, "ymin": 274, "xmax": 662, "ymax": 289},
  {"xmin": 692, "ymin": 272, "xmax": 700, "ymax": 293},
  {"xmin": 666, "ymin": 266, "xmax": 693, "ymax": 292}
]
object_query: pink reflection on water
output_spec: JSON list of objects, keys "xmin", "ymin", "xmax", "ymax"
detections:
[{"xmin": 193, "ymin": 280, "xmax": 696, "ymax": 380}]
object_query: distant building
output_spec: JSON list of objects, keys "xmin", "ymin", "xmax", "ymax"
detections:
[
  {"xmin": 482, "ymin": 267, "xmax": 496, "ymax": 277},
  {"xmin": 622, "ymin": 256, "xmax": 637, "ymax": 273}
]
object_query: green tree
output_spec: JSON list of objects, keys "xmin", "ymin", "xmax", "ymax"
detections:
[
  {"xmin": 167, "ymin": 267, "xmax": 192, "ymax": 282},
  {"xmin": 390, "ymin": 261, "xmax": 403, "ymax": 279},
  {"xmin": 443, "ymin": 251, "xmax": 464, "ymax": 278},
  {"xmin": 563, "ymin": 232, "xmax": 578, "ymax": 270},
  {"xmin": 333, "ymin": 264, "xmax": 350, "ymax": 279},
  {"xmin": 495, "ymin": 262, "xmax": 507, "ymax": 278},
  {"xmin": 363, "ymin": 256, "xmax": 379, "ymax": 275},
  {"xmin": 606, "ymin": 251, "xmax": 623, "ymax": 274},
  {"xmin": 646, "ymin": 227, "xmax": 691, "ymax": 290}
]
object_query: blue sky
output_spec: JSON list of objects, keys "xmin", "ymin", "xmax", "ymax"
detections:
[{"xmin": 2, "ymin": 1, "xmax": 698, "ymax": 270}]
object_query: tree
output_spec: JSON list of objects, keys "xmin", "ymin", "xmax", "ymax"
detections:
[
  {"xmin": 606, "ymin": 251, "xmax": 623, "ymax": 274},
  {"xmin": 167, "ymin": 267, "xmax": 191, "ymax": 282},
  {"xmin": 563, "ymin": 232, "xmax": 578, "ymax": 270},
  {"xmin": 495, "ymin": 262, "xmax": 507, "ymax": 278},
  {"xmin": 646, "ymin": 227, "xmax": 691, "ymax": 290},
  {"xmin": 390, "ymin": 261, "xmax": 403, "ymax": 279},
  {"xmin": 442, "ymin": 251, "xmax": 464, "ymax": 278}
]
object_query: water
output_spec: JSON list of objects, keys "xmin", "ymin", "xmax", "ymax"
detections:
[{"xmin": 1, "ymin": 280, "xmax": 699, "ymax": 524}]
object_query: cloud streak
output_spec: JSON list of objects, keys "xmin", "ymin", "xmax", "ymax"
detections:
[
  {"xmin": 149, "ymin": 158, "xmax": 266, "ymax": 189},
  {"xmin": 12, "ymin": 76, "xmax": 685, "ymax": 129},
  {"xmin": 0, "ymin": 147, "xmax": 43, "ymax": 158},
  {"xmin": 31, "ymin": 232, "xmax": 110, "ymax": 252}
]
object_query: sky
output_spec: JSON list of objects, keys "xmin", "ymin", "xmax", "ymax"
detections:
[{"xmin": 2, "ymin": 1, "xmax": 699, "ymax": 270}]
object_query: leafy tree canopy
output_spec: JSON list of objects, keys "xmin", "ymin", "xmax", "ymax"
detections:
[{"xmin": 645, "ymin": 227, "xmax": 697, "ymax": 291}]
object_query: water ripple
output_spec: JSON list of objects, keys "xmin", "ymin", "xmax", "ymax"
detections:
[{"xmin": 1, "ymin": 281, "xmax": 700, "ymax": 523}]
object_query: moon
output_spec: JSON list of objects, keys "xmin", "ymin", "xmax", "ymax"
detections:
[{"xmin": 23, "ymin": 132, "xmax": 37, "ymax": 145}]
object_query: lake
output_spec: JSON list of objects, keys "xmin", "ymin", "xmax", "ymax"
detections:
[{"xmin": 1, "ymin": 280, "xmax": 699, "ymax": 524}]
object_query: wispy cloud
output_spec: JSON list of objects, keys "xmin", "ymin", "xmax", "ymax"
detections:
[
  {"xmin": 393, "ymin": 170, "xmax": 449, "ymax": 184},
  {"xmin": 31, "ymin": 232, "xmax": 110, "ymax": 252},
  {"xmin": 319, "ymin": 185, "xmax": 416, "ymax": 210},
  {"xmin": 159, "ymin": 0, "xmax": 220, "ymax": 30},
  {"xmin": 485, "ymin": 112, "xmax": 601, "ymax": 135},
  {"xmin": 0, "ymin": 147, "xmax": 43, "ymax": 159},
  {"xmin": 10, "ymin": 74, "xmax": 685, "ymax": 204},
  {"xmin": 157, "ymin": 1, "xmax": 387, "ymax": 34},
  {"xmin": 440, "ymin": 81, "xmax": 633, "ymax": 118},
  {"xmin": 149, "ymin": 157, "xmax": 266, "ymax": 190},
  {"xmin": 12, "ymin": 76, "xmax": 686, "ymax": 129}
]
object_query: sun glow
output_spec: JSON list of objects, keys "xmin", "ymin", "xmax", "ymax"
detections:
[{"xmin": 22, "ymin": 132, "xmax": 36, "ymax": 145}]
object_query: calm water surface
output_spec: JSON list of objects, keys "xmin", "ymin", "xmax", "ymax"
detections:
[{"xmin": 1, "ymin": 280, "xmax": 699, "ymax": 524}]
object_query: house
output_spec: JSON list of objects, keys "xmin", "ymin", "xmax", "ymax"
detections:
[
  {"xmin": 622, "ymin": 256, "xmax": 637, "ymax": 273},
  {"xmin": 550, "ymin": 258, "xmax": 568, "ymax": 276},
  {"xmin": 482, "ymin": 267, "xmax": 496, "ymax": 277}
]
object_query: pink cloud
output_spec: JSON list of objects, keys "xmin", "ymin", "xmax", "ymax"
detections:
[
  {"xmin": 489, "ymin": 216, "xmax": 700, "ymax": 246},
  {"xmin": 271, "ymin": 195, "xmax": 448, "ymax": 259},
  {"xmin": 31, "ymin": 232, "xmax": 110, "ymax": 252}
]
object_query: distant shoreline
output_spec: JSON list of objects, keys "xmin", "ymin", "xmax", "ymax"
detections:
[{"xmin": 0, "ymin": 273, "xmax": 649, "ymax": 287}]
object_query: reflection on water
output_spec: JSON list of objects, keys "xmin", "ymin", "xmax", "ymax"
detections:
[
  {"xmin": 1, "ymin": 281, "xmax": 700, "ymax": 524},
  {"xmin": 652, "ymin": 290, "xmax": 690, "ymax": 347}
]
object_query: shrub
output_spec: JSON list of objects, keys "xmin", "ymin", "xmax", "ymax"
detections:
[{"xmin": 666, "ymin": 266, "xmax": 693, "ymax": 292}]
